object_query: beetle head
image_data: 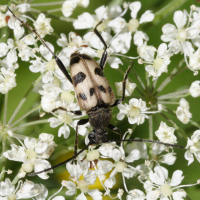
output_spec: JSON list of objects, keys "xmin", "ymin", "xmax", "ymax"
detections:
[{"xmin": 88, "ymin": 129, "xmax": 108, "ymax": 144}]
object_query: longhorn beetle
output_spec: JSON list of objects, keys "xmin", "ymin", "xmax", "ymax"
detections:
[
  {"xmin": 8, "ymin": 8, "xmax": 185, "ymax": 176},
  {"xmin": 8, "ymin": 8, "xmax": 132, "ymax": 151}
]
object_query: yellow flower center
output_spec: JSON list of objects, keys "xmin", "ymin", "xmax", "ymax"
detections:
[
  {"xmin": 160, "ymin": 183, "xmax": 172, "ymax": 196},
  {"xmin": 177, "ymin": 29, "xmax": 187, "ymax": 42},
  {"xmin": 153, "ymin": 58, "xmax": 164, "ymax": 70},
  {"xmin": 129, "ymin": 106, "xmax": 140, "ymax": 117},
  {"xmin": 128, "ymin": 19, "xmax": 139, "ymax": 33}
]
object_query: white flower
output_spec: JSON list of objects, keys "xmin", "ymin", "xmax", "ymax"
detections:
[
  {"xmin": 108, "ymin": 17, "xmax": 126, "ymax": 33},
  {"xmin": 73, "ymin": 5, "xmax": 110, "ymax": 30},
  {"xmin": 104, "ymin": 146, "xmax": 140, "ymax": 188},
  {"xmin": 76, "ymin": 0, "xmax": 89, "ymax": 7},
  {"xmin": 139, "ymin": 43, "xmax": 170, "ymax": 80},
  {"xmin": 7, "ymin": 14, "xmax": 25, "ymax": 40},
  {"xmin": 62, "ymin": 0, "xmax": 77, "ymax": 17},
  {"xmin": 176, "ymin": 98, "xmax": 192, "ymax": 124},
  {"xmin": 0, "ymin": 67, "xmax": 16, "ymax": 94},
  {"xmin": 33, "ymin": 13, "xmax": 53, "ymax": 38},
  {"xmin": 115, "ymin": 79, "xmax": 136, "ymax": 97},
  {"xmin": 0, "ymin": 12, "xmax": 7, "ymax": 28},
  {"xmin": 3, "ymin": 134, "xmax": 56, "ymax": 179},
  {"xmin": 0, "ymin": 178, "xmax": 47, "ymax": 199},
  {"xmin": 161, "ymin": 10, "xmax": 194, "ymax": 57},
  {"xmin": 189, "ymin": 80, "xmax": 200, "ymax": 97},
  {"xmin": 155, "ymin": 121, "xmax": 177, "ymax": 144},
  {"xmin": 189, "ymin": 48, "xmax": 200, "ymax": 72},
  {"xmin": 64, "ymin": 172, "xmax": 103, "ymax": 199},
  {"xmin": 73, "ymin": 12, "xmax": 94, "ymax": 29},
  {"xmin": 145, "ymin": 166, "xmax": 186, "ymax": 200},
  {"xmin": 117, "ymin": 98, "xmax": 149, "ymax": 125},
  {"xmin": 185, "ymin": 130, "xmax": 200, "ymax": 165},
  {"xmin": 127, "ymin": 189, "xmax": 146, "ymax": 200},
  {"xmin": 108, "ymin": 2, "xmax": 154, "ymax": 46},
  {"xmin": 128, "ymin": 2, "xmax": 154, "ymax": 46}
]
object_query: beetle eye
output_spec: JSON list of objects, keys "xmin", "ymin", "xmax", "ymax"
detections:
[
  {"xmin": 88, "ymin": 133, "xmax": 96, "ymax": 143},
  {"xmin": 102, "ymin": 134, "xmax": 108, "ymax": 142}
]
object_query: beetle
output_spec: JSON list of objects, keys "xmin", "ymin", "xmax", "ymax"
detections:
[
  {"xmin": 8, "ymin": 8, "xmax": 132, "ymax": 153},
  {"xmin": 8, "ymin": 9, "xmax": 184, "ymax": 176}
]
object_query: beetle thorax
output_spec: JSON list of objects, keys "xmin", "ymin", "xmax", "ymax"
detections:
[{"xmin": 88, "ymin": 106, "xmax": 112, "ymax": 132}]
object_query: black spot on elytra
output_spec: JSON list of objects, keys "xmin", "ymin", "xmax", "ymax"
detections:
[
  {"xmin": 95, "ymin": 67, "xmax": 104, "ymax": 77},
  {"xmin": 70, "ymin": 53, "xmax": 80, "ymax": 65},
  {"xmin": 72, "ymin": 72, "xmax": 86, "ymax": 86},
  {"xmin": 90, "ymin": 88, "xmax": 95, "ymax": 96},
  {"xmin": 108, "ymin": 86, "xmax": 112, "ymax": 94},
  {"xmin": 70, "ymin": 53, "xmax": 92, "ymax": 65},
  {"xmin": 79, "ymin": 93, "xmax": 87, "ymax": 100},
  {"xmin": 98, "ymin": 85, "xmax": 106, "ymax": 93}
]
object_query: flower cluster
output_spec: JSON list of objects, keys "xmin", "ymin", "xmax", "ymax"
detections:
[{"xmin": 1, "ymin": 0, "xmax": 200, "ymax": 199}]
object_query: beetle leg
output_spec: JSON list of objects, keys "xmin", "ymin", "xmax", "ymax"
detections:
[
  {"xmin": 111, "ymin": 63, "xmax": 133, "ymax": 107},
  {"xmin": 8, "ymin": 8, "xmax": 72, "ymax": 83},
  {"xmin": 74, "ymin": 118, "xmax": 89, "ymax": 156},
  {"xmin": 107, "ymin": 124, "xmax": 122, "ymax": 140},
  {"xmin": 94, "ymin": 19, "xmax": 108, "ymax": 70},
  {"xmin": 52, "ymin": 107, "xmax": 82, "ymax": 115}
]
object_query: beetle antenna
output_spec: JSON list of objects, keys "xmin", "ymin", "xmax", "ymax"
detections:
[
  {"xmin": 7, "ymin": 7, "xmax": 72, "ymax": 83},
  {"xmin": 108, "ymin": 138, "xmax": 185, "ymax": 149},
  {"xmin": 28, "ymin": 142, "xmax": 91, "ymax": 176}
]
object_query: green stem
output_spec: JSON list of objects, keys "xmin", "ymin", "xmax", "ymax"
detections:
[
  {"xmin": 1, "ymin": 137, "xmax": 6, "ymax": 180},
  {"xmin": 8, "ymin": 75, "xmax": 42, "ymax": 126},
  {"xmin": 3, "ymin": 93, "xmax": 8, "ymax": 127},
  {"xmin": 149, "ymin": 115, "xmax": 153, "ymax": 160},
  {"xmin": 30, "ymin": 1, "xmax": 64, "ymax": 6},
  {"xmin": 149, "ymin": 115, "xmax": 153, "ymax": 141},
  {"xmin": 11, "ymin": 119, "xmax": 49, "ymax": 132},
  {"xmin": 157, "ymin": 60, "xmax": 186, "ymax": 93},
  {"xmin": 9, "ymin": 105, "xmax": 41, "ymax": 129},
  {"xmin": 190, "ymin": 120, "xmax": 200, "ymax": 129},
  {"xmin": 31, "ymin": 8, "xmax": 75, "ymax": 22},
  {"xmin": 158, "ymin": 90, "xmax": 189, "ymax": 100},
  {"xmin": 12, "ymin": 173, "xmax": 20, "ymax": 185},
  {"xmin": 153, "ymin": 0, "xmax": 188, "ymax": 25}
]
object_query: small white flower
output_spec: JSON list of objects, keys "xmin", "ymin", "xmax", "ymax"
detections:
[
  {"xmin": 129, "ymin": 2, "xmax": 154, "ymax": 46},
  {"xmin": 161, "ymin": 10, "xmax": 194, "ymax": 57},
  {"xmin": 189, "ymin": 80, "xmax": 200, "ymax": 97},
  {"xmin": 76, "ymin": 0, "xmax": 89, "ymax": 8},
  {"xmin": 0, "ymin": 67, "xmax": 16, "ymax": 94},
  {"xmin": 115, "ymin": 79, "xmax": 136, "ymax": 97},
  {"xmin": 73, "ymin": 12, "xmax": 94, "ymax": 29},
  {"xmin": 155, "ymin": 121, "xmax": 177, "ymax": 144},
  {"xmin": 0, "ymin": 12, "xmax": 7, "ymax": 28},
  {"xmin": 117, "ymin": 98, "xmax": 149, "ymax": 125},
  {"xmin": 145, "ymin": 166, "xmax": 186, "ymax": 200},
  {"xmin": 64, "ymin": 167, "xmax": 103, "ymax": 200},
  {"xmin": 0, "ymin": 178, "xmax": 47, "ymax": 199},
  {"xmin": 62, "ymin": 0, "xmax": 77, "ymax": 17},
  {"xmin": 189, "ymin": 48, "xmax": 200, "ymax": 72},
  {"xmin": 139, "ymin": 43, "xmax": 170, "ymax": 80},
  {"xmin": 3, "ymin": 134, "xmax": 56, "ymax": 179},
  {"xmin": 176, "ymin": 98, "xmax": 192, "ymax": 124},
  {"xmin": 185, "ymin": 130, "xmax": 200, "ymax": 165},
  {"xmin": 159, "ymin": 152, "xmax": 177, "ymax": 165},
  {"xmin": 104, "ymin": 146, "xmax": 140, "ymax": 188},
  {"xmin": 33, "ymin": 13, "xmax": 53, "ymax": 38},
  {"xmin": 127, "ymin": 189, "xmax": 146, "ymax": 200}
]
